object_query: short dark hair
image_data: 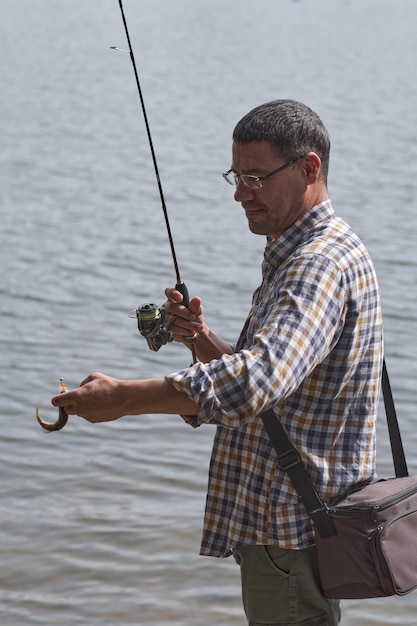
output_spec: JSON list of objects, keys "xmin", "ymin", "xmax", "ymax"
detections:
[{"xmin": 232, "ymin": 99, "xmax": 330, "ymax": 184}]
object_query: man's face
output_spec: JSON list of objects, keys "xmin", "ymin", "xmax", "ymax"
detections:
[{"xmin": 231, "ymin": 141, "xmax": 308, "ymax": 239}]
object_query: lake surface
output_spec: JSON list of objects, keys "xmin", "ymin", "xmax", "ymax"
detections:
[{"xmin": 1, "ymin": 0, "xmax": 417, "ymax": 623}]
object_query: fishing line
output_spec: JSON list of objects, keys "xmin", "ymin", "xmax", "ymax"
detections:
[{"xmin": 112, "ymin": 0, "xmax": 189, "ymax": 305}]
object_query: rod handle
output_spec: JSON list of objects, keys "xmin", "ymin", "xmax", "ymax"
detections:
[
  {"xmin": 176, "ymin": 280, "xmax": 198, "ymax": 364},
  {"xmin": 175, "ymin": 280, "xmax": 190, "ymax": 309}
]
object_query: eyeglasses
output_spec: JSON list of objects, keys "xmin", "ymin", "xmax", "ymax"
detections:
[{"xmin": 222, "ymin": 155, "xmax": 304, "ymax": 190}]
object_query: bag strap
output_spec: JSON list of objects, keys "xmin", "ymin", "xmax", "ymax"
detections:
[
  {"xmin": 261, "ymin": 358, "xmax": 408, "ymax": 539},
  {"xmin": 261, "ymin": 407, "xmax": 338, "ymax": 537},
  {"xmin": 381, "ymin": 360, "xmax": 408, "ymax": 478}
]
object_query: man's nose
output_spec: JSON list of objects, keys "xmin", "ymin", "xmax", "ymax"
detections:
[{"xmin": 234, "ymin": 179, "xmax": 256, "ymax": 202}]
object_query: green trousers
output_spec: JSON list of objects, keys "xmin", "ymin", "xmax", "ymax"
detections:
[{"xmin": 233, "ymin": 545, "xmax": 341, "ymax": 626}]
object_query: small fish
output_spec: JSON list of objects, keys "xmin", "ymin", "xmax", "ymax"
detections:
[{"xmin": 36, "ymin": 378, "xmax": 69, "ymax": 432}]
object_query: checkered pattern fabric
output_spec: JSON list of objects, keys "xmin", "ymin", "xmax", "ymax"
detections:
[{"xmin": 166, "ymin": 201, "xmax": 383, "ymax": 557}]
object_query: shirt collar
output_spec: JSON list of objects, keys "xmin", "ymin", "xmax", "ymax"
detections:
[{"xmin": 264, "ymin": 199, "xmax": 335, "ymax": 268}]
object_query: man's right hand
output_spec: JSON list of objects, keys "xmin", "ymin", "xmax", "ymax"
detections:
[
  {"xmin": 163, "ymin": 287, "xmax": 233, "ymax": 362},
  {"xmin": 163, "ymin": 286, "xmax": 204, "ymax": 344}
]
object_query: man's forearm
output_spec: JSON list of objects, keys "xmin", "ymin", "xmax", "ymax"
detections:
[
  {"xmin": 52, "ymin": 373, "xmax": 199, "ymax": 423},
  {"xmin": 122, "ymin": 377, "xmax": 199, "ymax": 416},
  {"xmin": 192, "ymin": 325, "xmax": 234, "ymax": 363}
]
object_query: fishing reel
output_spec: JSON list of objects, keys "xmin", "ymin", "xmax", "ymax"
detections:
[{"xmin": 131, "ymin": 303, "xmax": 176, "ymax": 352}]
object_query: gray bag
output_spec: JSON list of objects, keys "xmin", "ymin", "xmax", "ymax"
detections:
[{"xmin": 314, "ymin": 475, "xmax": 417, "ymax": 598}]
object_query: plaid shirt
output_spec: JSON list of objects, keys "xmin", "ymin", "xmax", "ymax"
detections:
[{"xmin": 166, "ymin": 201, "xmax": 383, "ymax": 557}]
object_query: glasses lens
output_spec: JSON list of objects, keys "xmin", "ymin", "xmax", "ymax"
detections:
[
  {"xmin": 222, "ymin": 171, "xmax": 235, "ymax": 185},
  {"xmin": 222, "ymin": 171, "xmax": 262, "ymax": 189},
  {"xmin": 241, "ymin": 176, "xmax": 262, "ymax": 190}
]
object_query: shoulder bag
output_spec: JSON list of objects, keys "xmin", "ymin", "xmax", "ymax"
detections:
[{"xmin": 261, "ymin": 360, "xmax": 417, "ymax": 599}]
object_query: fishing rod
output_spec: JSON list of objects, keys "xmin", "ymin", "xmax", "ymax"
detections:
[
  {"xmin": 113, "ymin": 0, "xmax": 197, "ymax": 361},
  {"xmin": 35, "ymin": 0, "xmax": 198, "ymax": 433}
]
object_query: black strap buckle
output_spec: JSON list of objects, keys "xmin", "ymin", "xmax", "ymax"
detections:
[{"xmin": 278, "ymin": 448, "xmax": 302, "ymax": 471}]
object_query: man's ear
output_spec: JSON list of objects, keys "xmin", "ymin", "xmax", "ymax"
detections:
[{"xmin": 304, "ymin": 152, "xmax": 321, "ymax": 184}]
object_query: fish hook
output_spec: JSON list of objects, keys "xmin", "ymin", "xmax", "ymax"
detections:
[{"xmin": 36, "ymin": 378, "xmax": 69, "ymax": 432}]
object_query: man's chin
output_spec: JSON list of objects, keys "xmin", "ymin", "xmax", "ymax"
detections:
[{"xmin": 248, "ymin": 220, "xmax": 269, "ymax": 236}]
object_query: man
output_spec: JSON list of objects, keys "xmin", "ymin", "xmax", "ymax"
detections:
[{"xmin": 53, "ymin": 100, "xmax": 383, "ymax": 625}]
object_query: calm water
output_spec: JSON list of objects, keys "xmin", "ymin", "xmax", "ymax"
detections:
[{"xmin": 1, "ymin": 0, "xmax": 417, "ymax": 624}]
